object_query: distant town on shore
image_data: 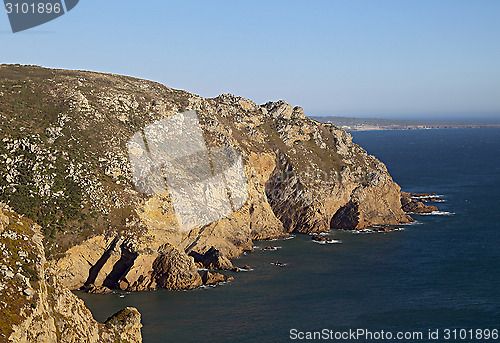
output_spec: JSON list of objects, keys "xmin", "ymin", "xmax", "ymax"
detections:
[{"xmin": 311, "ymin": 116, "xmax": 500, "ymax": 131}]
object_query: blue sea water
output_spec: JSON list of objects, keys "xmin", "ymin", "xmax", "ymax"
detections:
[{"xmin": 78, "ymin": 128, "xmax": 500, "ymax": 342}]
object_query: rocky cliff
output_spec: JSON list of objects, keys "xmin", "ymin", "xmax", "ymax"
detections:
[
  {"xmin": 0, "ymin": 64, "xmax": 411, "ymax": 298},
  {"xmin": 0, "ymin": 203, "xmax": 142, "ymax": 343}
]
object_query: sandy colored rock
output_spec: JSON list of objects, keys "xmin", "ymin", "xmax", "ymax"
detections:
[
  {"xmin": 188, "ymin": 247, "xmax": 234, "ymax": 270},
  {"xmin": 52, "ymin": 235, "xmax": 115, "ymax": 290},
  {"xmin": 401, "ymin": 192, "xmax": 439, "ymax": 214},
  {"xmin": 104, "ymin": 307, "xmax": 142, "ymax": 343},
  {"xmin": 0, "ymin": 204, "xmax": 142, "ymax": 343},
  {"xmin": 201, "ymin": 271, "xmax": 234, "ymax": 285},
  {"xmin": 152, "ymin": 243, "xmax": 202, "ymax": 290},
  {"xmin": 1, "ymin": 66, "xmax": 412, "ymax": 295}
]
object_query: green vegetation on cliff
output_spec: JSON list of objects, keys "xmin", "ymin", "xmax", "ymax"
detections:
[{"xmin": 1, "ymin": 65, "xmax": 410, "ymax": 295}]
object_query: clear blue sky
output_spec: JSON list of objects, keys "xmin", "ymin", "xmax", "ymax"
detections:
[{"xmin": 2, "ymin": 0, "xmax": 500, "ymax": 121}]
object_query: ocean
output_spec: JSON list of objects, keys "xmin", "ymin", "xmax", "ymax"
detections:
[{"xmin": 77, "ymin": 127, "xmax": 500, "ymax": 342}]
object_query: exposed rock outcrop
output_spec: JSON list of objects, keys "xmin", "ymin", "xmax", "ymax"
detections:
[
  {"xmin": 311, "ymin": 235, "xmax": 330, "ymax": 242},
  {"xmin": 401, "ymin": 192, "xmax": 439, "ymax": 214},
  {"xmin": 0, "ymin": 65, "xmax": 411, "ymax": 295},
  {"xmin": 81, "ymin": 284, "xmax": 113, "ymax": 294},
  {"xmin": 200, "ymin": 271, "xmax": 234, "ymax": 285},
  {"xmin": 0, "ymin": 204, "xmax": 142, "ymax": 343},
  {"xmin": 188, "ymin": 247, "xmax": 234, "ymax": 270},
  {"xmin": 104, "ymin": 307, "xmax": 143, "ymax": 343},
  {"xmin": 151, "ymin": 243, "xmax": 203, "ymax": 290}
]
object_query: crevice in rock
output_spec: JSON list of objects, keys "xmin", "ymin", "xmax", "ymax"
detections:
[
  {"xmin": 84, "ymin": 236, "xmax": 121, "ymax": 287},
  {"xmin": 102, "ymin": 243, "xmax": 138, "ymax": 290}
]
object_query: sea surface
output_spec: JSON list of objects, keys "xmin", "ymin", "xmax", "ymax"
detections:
[{"xmin": 78, "ymin": 128, "xmax": 500, "ymax": 342}]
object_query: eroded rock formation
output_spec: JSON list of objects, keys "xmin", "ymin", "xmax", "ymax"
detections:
[
  {"xmin": 401, "ymin": 192, "xmax": 439, "ymax": 214},
  {"xmin": 0, "ymin": 203, "xmax": 142, "ymax": 343},
  {"xmin": 0, "ymin": 65, "xmax": 411, "ymax": 297}
]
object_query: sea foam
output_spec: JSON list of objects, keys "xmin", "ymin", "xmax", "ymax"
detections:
[
  {"xmin": 419, "ymin": 211, "xmax": 454, "ymax": 216},
  {"xmin": 311, "ymin": 239, "xmax": 342, "ymax": 244}
]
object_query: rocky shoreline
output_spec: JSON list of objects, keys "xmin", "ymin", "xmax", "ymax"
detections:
[
  {"xmin": 78, "ymin": 190, "xmax": 443, "ymax": 292},
  {"xmin": 401, "ymin": 192, "xmax": 443, "ymax": 214},
  {"xmin": 0, "ymin": 65, "xmax": 443, "ymax": 342},
  {"xmin": 0, "ymin": 204, "xmax": 142, "ymax": 343}
]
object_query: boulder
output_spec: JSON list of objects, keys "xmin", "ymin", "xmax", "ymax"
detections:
[
  {"xmin": 401, "ymin": 192, "xmax": 438, "ymax": 213},
  {"xmin": 311, "ymin": 235, "xmax": 330, "ymax": 242},
  {"xmin": 81, "ymin": 283, "xmax": 113, "ymax": 294},
  {"xmin": 263, "ymin": 100, "xmax": 294, "ymax": 119},
  {"xmin": 152, "ymin": 244, "xmax": 203, "ymax": 290},
  {"xmin": 201, "ymin": 271, "xmax": 234, "ymax": 285},
  {"xmin": 104, "ymin": 307, "xmax": 142, "ymax": 343}
]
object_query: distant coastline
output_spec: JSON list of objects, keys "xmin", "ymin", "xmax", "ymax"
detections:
[{"xmin": 310, "ymin": 116, "xmax": 500, "ymax": 131}]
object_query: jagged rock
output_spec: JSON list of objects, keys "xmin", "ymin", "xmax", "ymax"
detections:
[
  {"xmin": 401, "ymin": 192, "xmax": 438, "ymax": 213},
  {"xmin": 1, "ymin": 65, "xmax": 412, "ymax": 294},
  {"xmin": 216, "ymin": 93, "xmax": 258, "ymax": 112},
  {"xmin": 54, "ymin": 235, "xmax": 120, "ymax": 290},
  {"xmin": 100, "ymin": 240, "xmax": 139, "ymax": 291},
  {"xmin": 22, "ymin": 288, "xmax": 34, "ymax": 297},
  {"xmin": 121, "ymin": 254, "xmax": 158, "ymax": 291},
  {"xmin": 263, "ymin": 100, "xmax": 294, "ymax": 119},
  {"xmin": 293, "ymin": 106, "xmax": 306, "ymax": 119},
  {"xmin": 188, "ymin": 247, "xmax": 234, "ymax": 270},
  {"xmin": 152, "ymin": 243, "xmax": 202, "ymax": 290},
  {"xmin": 402, "ymin": 201, "xmax": 438, "ymax": 214},
  {"xmin": 311, "ymin": 235, "xmax": 330, "ymax": 242},
  {"xmin": 201, "ymin": 271, "xmax": 234, "ymax": 285},
  {"xmin": 0, "ymin": 204, "xmax": 142, "ymax": 343},
  {"xmin": 104, "ymin": 307, "xmax": 143, "ymax": 343},
  {"xmin": 81, "ymin": 283, "xmax": 113, "ymax": 294},
  {"xmin": 371, "ymin": 226, "xmax": 396, "ymax": 232}
]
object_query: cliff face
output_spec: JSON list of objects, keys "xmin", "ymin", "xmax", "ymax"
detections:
[
  {"xmin": 0, "ymin": 203, "xmax": 142, "ymax": 343},
  {"xmin": 0, "ymin": 65, "xmax": 411, "ymax": 296}
]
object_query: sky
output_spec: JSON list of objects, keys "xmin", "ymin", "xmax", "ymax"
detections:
[{"xmin": 1, "ymin": 0, "xmax": 500, "ymax": 121}]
